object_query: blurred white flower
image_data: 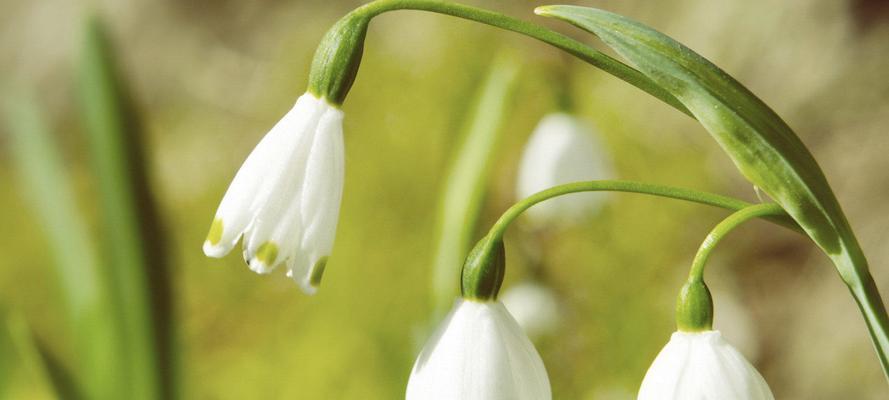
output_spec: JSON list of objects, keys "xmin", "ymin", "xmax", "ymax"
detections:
[
  {"xmin": 516, "ymin": 113, "xmax": 612, "ymax": 227},
  {"xmin": 407, "ymin": 299, "xmax": 551, "ymax": 400},
  {"xmin": 711, "ymin": 281, "xmax": 761, "ymax": 360},
  {"xmin": 638, "ymin": 330, "xmax": 774, "ymax": 400},
  {"xmin": 203, "ymin": 92, "xmax": 344, "ymax": 294},
  {"xmin": 500, "ymin": 282, "xmax": 561, "ymax": 339}
]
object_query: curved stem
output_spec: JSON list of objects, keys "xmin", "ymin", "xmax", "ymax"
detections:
[
  {"xmin": 350, "ymin": 0, "xmax": 692, "ymax": 117},
  {"xmin": 486, "ymin": 180, "xmax": 798, "ymax": 242},
  {"xmin": 687, "ymin": 203, "xmax": 787, "ymax": 282}
]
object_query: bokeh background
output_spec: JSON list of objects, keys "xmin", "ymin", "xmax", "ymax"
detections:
[{"xmin": 2, "ymin": 0, "xmax": 889, "ymax": 398}]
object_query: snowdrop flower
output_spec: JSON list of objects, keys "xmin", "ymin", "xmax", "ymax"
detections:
[
  {"xmin": 406, "ymin": 298, "xmax": 552, "ymax": 400},
  {"xmin": 516, "ymin": 113, "xmax": 612, "ymax": 226},
  {"xmin": 203, "ymin": 92, "xmax": 344, "ymax": 293},
  {"xmin": 638, "ymin": 330, "xmax": 774, "ymax": 400},
  {"xmin": 500, "ymin": 282, "xmax": 561, "ymax": 339}
]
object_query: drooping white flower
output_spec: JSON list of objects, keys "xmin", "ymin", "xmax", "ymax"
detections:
[
  {"xmin": 203, "ymin": 92, "xmax": 344, "ymax": 294},
  {"xmin": 406, "ymin": 299, "xmax": 552, "ymax": 400},
  {"xmin": 638, "ymin": 330, "xmax": 774, "ymax": 400},
  {"xmin": 500, "ymin": 282, "xmax": 561, "ymax": 339},
  {"xmin": 516, "ymin": 113, "xmax": 612, "ymax": 226}
]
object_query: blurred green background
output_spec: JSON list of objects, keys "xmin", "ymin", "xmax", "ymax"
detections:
[{"xmin": 2, "ymin": 0, "xmax": 889, "ymax": 398}]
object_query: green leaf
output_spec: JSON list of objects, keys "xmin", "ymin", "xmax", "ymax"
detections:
[
  {"xmin": 430, "ymin": 53, "xmax": 521, "ymax": 317},
  {"xmin": 3, "ymin": 92, "xmax": 119, "ymax": 399},
  {"xmin": 537, "ymin": 5, "xmax": 889, "ymax": 376},
  {"xmin": 78, "ymin": 17, "xmax": 176, "ymax": 399},
  {"xmin": 3, "ymin": 312, "xmax": 81, "ymax": 399}
]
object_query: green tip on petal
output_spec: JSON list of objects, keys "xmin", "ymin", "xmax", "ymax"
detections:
[
  {"xmin": 255, "ymin": 242, "xmax": 279, "ymax": 266},
  {"xmin": 310, "ymin": 257, "xmax": 328, "ymax": 288},
  {"xmin": 206, "ymin": 218, "xmax": 224, "ymax": 246}
]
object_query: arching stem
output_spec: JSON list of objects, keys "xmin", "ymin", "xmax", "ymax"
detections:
[
  {"xmin": 347, "ymin": 0, "xmax": 692, "ymax": 117},
  {"xmin": 687, "ymin": 203, "xmax": 788, "ymax": 282},
  {"xmin": 676, "ymin": 203, "xmax": 787, "ymax": 332},
  {"xmin": 459, "ymin": 181, "xmax": 799, "ymax": 301},
  {"xmin": 486, "ymin": 180, "xmax": 798, "ymax": 243}
]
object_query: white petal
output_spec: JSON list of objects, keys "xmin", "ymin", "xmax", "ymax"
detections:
[
  {"xmin": 240, "ymin": 94, "xmax": 326, "ymax": 272},
  {"xmin": 638, "ymin": 331, "xmax": 774, "ymax": 400},
  {"xmin": 289, "ymin": 104, "xmax": 344, "ymax": 293},
  {"xmin": 407, "ymin": 299, "xmax": 552, "ymax": 400},
  {"xmin": 203, "ymin": 92, "xmax": 348, "ymax": 293},
  {"xmin": 202, "ymin": 99, "xmax": 298, "ymax": 257},
  {"xmin": 488, "ymin": 302, "xmax": 552, "ymax": 400},
  {"xmin": 516, "ymin": 113, "xmax": 612, "ymax": 227}
]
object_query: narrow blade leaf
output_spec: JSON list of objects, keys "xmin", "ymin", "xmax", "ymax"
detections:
[
  {"xmin": 431, "ymin": 53, "xmax": 521, "ymax": 317},
  {"xmin": 3, "ymin": 93, "xmax": 119, "ymax": 399},
  {"xmin": 78, "ymin": 17, "xmax": 176, "ymax": 398}
]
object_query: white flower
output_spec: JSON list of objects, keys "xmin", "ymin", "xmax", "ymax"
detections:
[
  {"xmin": 500, "ymin": 282, "xmax": 561, "ymax": 339},
  {"xmin": 638, "ymin": 330, "xmax": 774, "ymax": 400},
  {"xmin": 406, "ymin": 299, "xmax": 552, "ymax": 400},
  {"xmin": 516, "ymin": 113, "xmax": 612, "ymax": 226},
  {"xmin": 203, "ymin": 92, "xmax": 344, "ymax": 294}
]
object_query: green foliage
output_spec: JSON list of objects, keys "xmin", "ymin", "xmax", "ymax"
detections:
[
  {"xmin": 77, "ymin": 17, "xmax": 176, "ymax": 399},
  {"xmin": 537, "ymin": 5, "xmax": 889, "ymax": 375},
  {"xmin": 430, "ymin": 53, "xmax": 520, "ymax": 314},
  {"xmin": 4, "ymin": 93, "xmax": 115, "ymax": 399}
]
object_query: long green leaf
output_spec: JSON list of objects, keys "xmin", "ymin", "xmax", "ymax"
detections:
[
  {"xmin": 4, "ymin": 93, "xmax": 118, "ymax": 399},
  {"xmin": 537, "ymin": 5, "xmax": 889, "ymax": 376},
  {"xmin": 430, "ymin": 53, "xmax": 521, "ymax": 317},
  {"xmin": 78, "ymin": 17, "xmax": 175, "ymax": 399},
  {"xmin": 5, "ymin": 313, "xmax": 82, "ymax": 399}
]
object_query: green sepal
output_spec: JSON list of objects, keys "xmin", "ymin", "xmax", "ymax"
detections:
[
  {"xmin": 307, "ymin": 12, "xmax": 369, "ymax": 106},
  {"xmin": 461, "ymin": 236, "xmax": 506, "ymax": 301},
  {"xmin": 675, "ymin": 280, "xmax": 713, "ymax": 332},
  {"xmin": 536, "ymin": 5, "xmax": 889, "ymax": 375}
]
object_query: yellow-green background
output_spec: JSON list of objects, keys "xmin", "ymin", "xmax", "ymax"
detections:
[{"xmin": 2, "ymin": 0, "xmax": 889, "ymax": 398}]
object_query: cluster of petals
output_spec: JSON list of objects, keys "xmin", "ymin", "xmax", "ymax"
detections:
[{"xmin": 203, "ymin": 92, "xmax": 344, "ymax": 293}]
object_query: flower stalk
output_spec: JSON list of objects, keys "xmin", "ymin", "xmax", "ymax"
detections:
[
  {"xmin": 325, "ymin": 0, "xmax": 691, "ymax": 116},
  {"xmin": 462, "ymin": 180, "xmax": 797, "ymax": 308},
  {"xmin": 487, "ymin": 180, "xmax": 797, "ymax": 244},
  {"xmin": 677, "ymin": 203, "xmax": 787, "ymax": 332}
]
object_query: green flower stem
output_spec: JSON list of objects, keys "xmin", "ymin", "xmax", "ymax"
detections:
[
  {"xmin": 676, "ymin": 203, "xmax": 786, "ymax": 332},
  {"xmin": 345, "ymin": 0, "xmax": 691, "ymax": 117},
  {"xmin": 486, "ymin": 180, "xmax": 798, "ymax": 243},
  {"xmin": 687, "ymin": 203, "xmax": 788, "ymax": 282},
  {"xmin": 460, "ymin": 181, "xmax": 797, "ymax": 302}
]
